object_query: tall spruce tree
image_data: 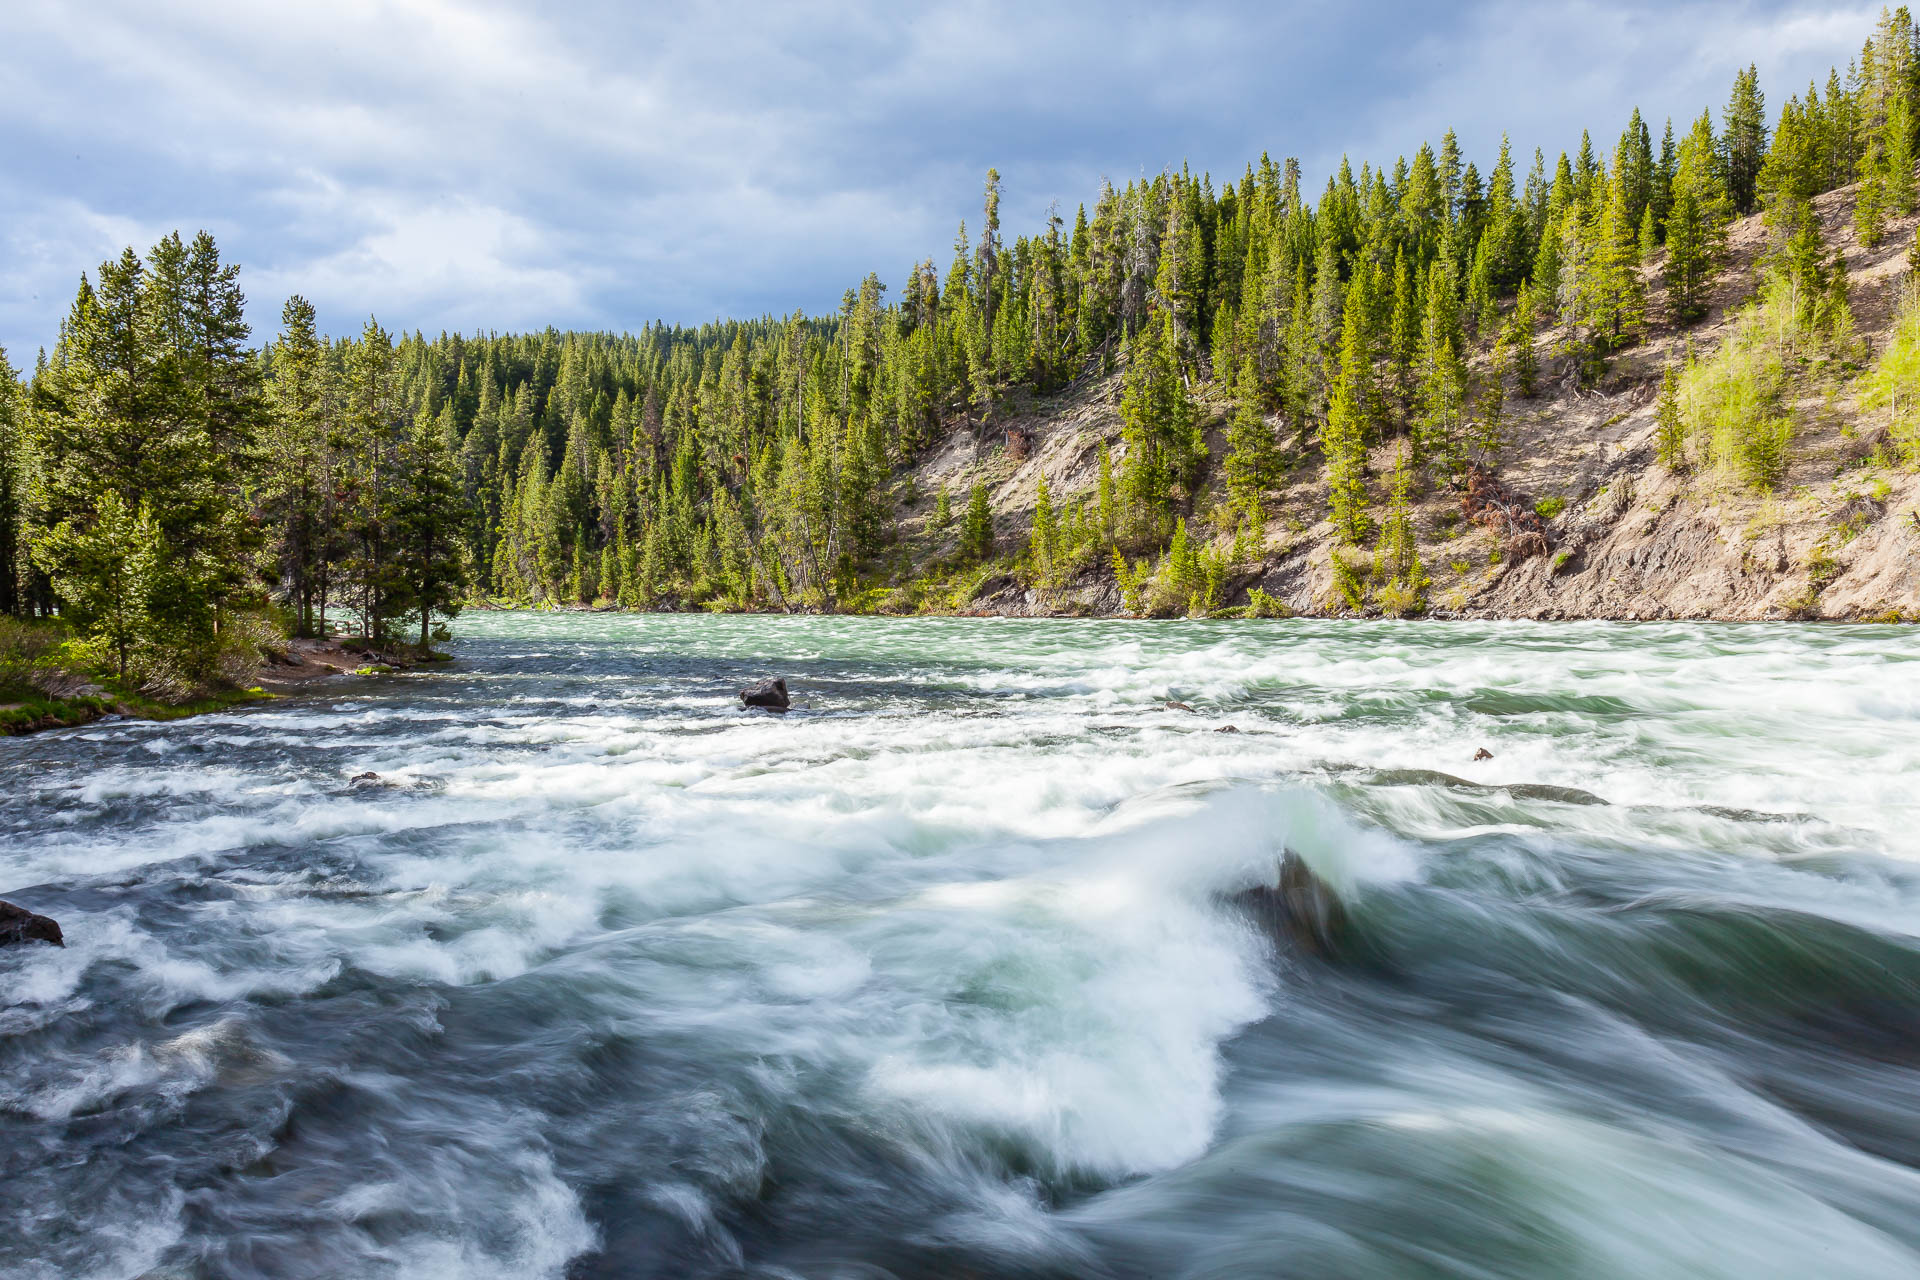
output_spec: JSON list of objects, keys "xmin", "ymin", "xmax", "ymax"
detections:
[{"xmin": 1722, "ymin": 64, "xmax": 1769, "ymax": 215}]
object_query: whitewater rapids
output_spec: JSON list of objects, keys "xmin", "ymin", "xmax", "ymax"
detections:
[{"xmin": 4, "ymin": 615, "xmax": 1920, "ymax": 1278}]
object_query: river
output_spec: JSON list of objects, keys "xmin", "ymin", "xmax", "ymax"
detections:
[{"xmin": 4, "ymin": 614, "xmax": 1920, "ymax": 1278}]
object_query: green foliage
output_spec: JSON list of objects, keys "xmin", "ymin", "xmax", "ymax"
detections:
[
  {"xmin": 1246, "ymin": 585, "xmax": 1291, "ymax": 618},
  {"xmin": 1533, "ymin": 495, "xmax": 1567, "ymax": 518},
  {"xmin": 1371, "ymin": 445, "xmax": 1427, "ymax": 615},
  {"xmin": 1721, "ymin": 64, "xmax": 1768, "ymax": 217},
  {"xmin": 28, "ymin": 232, "xmax": 270, "ymax": 683},
  {"xmin": 1028, "ymin": 472, "xmax": 1059, "ymax": 582},
  {"xmin": 1222, "ymin": 359, "xmax": 1282, "ymax": 516},
  {"xmin": 0, "ymin": 350, "xmax": 25, "ymax": 620},
  {"xmin": 1095, "ymin": 440, "xmax": 1116, "ymax": 545},
  {"xmin": 1322, "ymin": 300, "xmax": 1373, "ymax": 545},
  {"xmin": 1329, "ymin": 544, "xmax": 1369, "ymax": 611},
  {"xmin": 390, "ymin": 411, "xmax": 474, "ymax": 649},
  {"xmin": 1415, "ymin": 259, "xmax": 1470, "ymax": 472},
  {"xmin": 1862, "ymin": 281, "xmax": 1920, "ymax": 467},
  {"xmin": 1111, "ymin": 547, "xmax": 1152, "ymax": 614},
  {"xmin": 30, "ymin": 490, "xmax": 160, "ymax": 681},
  {"xmin": 1503, "ymin": 283, "xmax": 1540, "ymax": 399},
  {"xmin": 1676, "ymin": 281, "xmax": 1805, "ymax": 489},
  {"xmin": 959, "ymin": 482, "xmax": 995, "ymax": 562},
  {"xmin": 1655, "ymin": 365, "xmax": 1688, "ymax": 471},
  {"xmin": 1154, "ymin": 518, "xmax": 1229, "ymax": 616},
  {"xmin": 1663, "ymin": 193, "xmax": 1714, "ymax": 323},
  {"xmin": 1118, "ymin": 316, "xmax": 1204, "ymax": 541}
]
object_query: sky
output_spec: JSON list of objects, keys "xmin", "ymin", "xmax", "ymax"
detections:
[{"xmin": 0, "ymin": 0, "xmax": 1883, "ymax": 357}]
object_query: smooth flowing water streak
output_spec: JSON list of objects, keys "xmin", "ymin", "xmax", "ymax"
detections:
[{"xmin": 4, "ymin": 615, "xmax": 1920, "ymax": 1279}]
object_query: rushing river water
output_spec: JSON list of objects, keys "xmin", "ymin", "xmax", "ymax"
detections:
[{"xmin": 5, "ymin": 615, "xmax": 1920, "ymax": 1279}]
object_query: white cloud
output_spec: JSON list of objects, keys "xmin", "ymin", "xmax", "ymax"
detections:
[{"xmin": 0, "ymin": 0, "xmax": 1898, "ymax": 355}]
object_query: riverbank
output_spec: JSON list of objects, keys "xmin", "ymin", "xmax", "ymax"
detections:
[{"xmin": 0, "ymin": 629, "xmax": 447, "ymax": 737}]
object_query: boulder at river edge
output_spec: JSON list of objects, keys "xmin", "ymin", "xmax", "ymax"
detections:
[
  {"xmin": 0, "ymin": 901, "xmax": 64, "ymax": 948},
  {"xmin": 741, "ymin": 677, "xmax": 791, "ymax": 711}
]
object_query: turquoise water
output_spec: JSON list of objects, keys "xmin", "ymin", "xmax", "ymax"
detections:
[{"xmin": 4, "ymin": 614, "xmax": 1920, "ymax": 1278}]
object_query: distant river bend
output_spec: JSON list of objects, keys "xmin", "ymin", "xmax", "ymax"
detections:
[{"xmin": 5, "ymin": 615, "xmax": 1920, "ymax": 1279}]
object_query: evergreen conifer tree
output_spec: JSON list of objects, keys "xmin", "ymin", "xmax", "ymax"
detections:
[{"xmin": 960, "ymin": 482, "xmax": 994, "ymax": 562}]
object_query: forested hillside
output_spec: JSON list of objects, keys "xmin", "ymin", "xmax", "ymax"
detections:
[{"xmin": 5, "ymin": 12, "xmax": 1920, "ymax": 701}]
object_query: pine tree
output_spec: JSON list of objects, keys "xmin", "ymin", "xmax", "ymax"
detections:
[
  {"xmin": 1117, "ymin": 316, "xmax": 1203, "ymax": 542},
  {"xmin": 1029, "ymin": 472, "xmax": 1057, "ymax": 581},
  {"xmin": 390, "ymin": 410, "xmax": 471, "ymax": 651},
  {"xmin": 1415, "ymin": 259, "xmax": 1469, "ymax": 472},
  {"xmin": 1888, "ymin": 87, "xmax": 1917, "ymax": 215},
  {"xmin": 1655, "ymin": 364, "xmax": 1687, "ymax": 470},
  {"xmin": 1722, "ymin": 64, "xmax": 1769, "ymax": 215},
  {"xmin": 1664, "ymin": 192, "xmax": 1713, "ymax": 323},
  {"xmin": 960, "ymin": 482, "xmax": 994, "ymax": 562},
  {"xmin": 1095, "ymin": 439, "xmax": 1116, "ymax": 545},
  {"xmin": 1223, "ymin": 358, "xmax": 1282, "ymax": 516},
  {"xmin": 264, "ymin": 296, "xmax": 338, "ymax": 636},
  {"xmin": 1859, "ymin": 142, "xmax": 1891, "ymax": 249},
  {"xmin": 30, "ymin": 490, "xmax": 161, "ymax": 681},
  {"xmin": 1504, "ymin": 282, "xmax": 1540, "ymax": 397},
  {"xmin": 1473, "ymin": 342, "xmax": 1508, "ymax": 457},
  {"xmin": 0, "ymin": 348, "xmax": 24, "ymax": 618},
  {"xmin": 341, "ymin": 318, "xmax": 408, "ymax": 643},
  {"xmin": 30, "ymin": 235, "xmax": 260, "ymax": 669},
  {"xmin": 1323, "ymin": 302, "xmax": 1373, "ymax": 547},
  {"xmin": 1371, "ymin": 443, "xmax": 1425, "ymax": 615}
]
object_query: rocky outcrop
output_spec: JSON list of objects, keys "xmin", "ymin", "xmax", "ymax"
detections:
[
  {"xmin": 0, "ymin": 900, "xmax": 63, "ymax": 948},
  {"xmin": 1234, "ymin": 850, "xmax": 1349, "ymax": 961},
  {"xmin": 740, "ymin": 677, "xmax": 791, "ymax": 711}
]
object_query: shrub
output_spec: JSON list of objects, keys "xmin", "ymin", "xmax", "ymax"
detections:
[
  {"xmin": 1676, "ymin": 278, "xmax": 1802, "ymax": 489},
  {"xmin": 1863, "ymin": 279, "xmax": 1920, "ymax": 468},
  {"xmin": 1111, "ymin": 549, "xmax": 1152, "ymax": 615},
  {"xmin": 1534, "ymin": 496, "xmax": 1566, "ymax": 519},
  {"xmin": 1247, "ymin": 586, "xmax": 1291, "ymax": 618},
  {"xmin": 1375, "ymin": 579, "xmax": 1425, "ymax": 617},
  {"xmin": 1807, "ymin": 538, "xmax": 1842, "ymax": 587}
]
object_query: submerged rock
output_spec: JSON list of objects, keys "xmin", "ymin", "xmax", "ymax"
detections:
[
  {"xmin": 1216, "ymin": 724, "xmax": 1240, "ymax": 734},
  {"xmin": 350, "ymin": 771, "xmax": 381, "ymax": 787},
  {"xmin": 1234, "ymin": 850, "xmax": 1349, "ymax": 960},
  {"xmin": 1164, "ymin": 700, "xmax": 1195, "ymax": 713},
  {"xmin": 1474, "ymin": 747, "xmax": 1494, "ymax": 761},
  {"xmin": 0, "ymin": 900, "xmax": 63, "ymax": 948},
  {"xmin": 741, "ymin": 677, "xmax": 791, "ymax": 712}
]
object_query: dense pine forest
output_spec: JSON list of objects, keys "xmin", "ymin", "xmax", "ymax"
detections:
[{"xmin": 5, "ymin": 10, "xmax": 1920, "ymax": 704}]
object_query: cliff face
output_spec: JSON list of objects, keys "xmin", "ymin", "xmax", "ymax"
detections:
[{"xmin": 899, "ymin": 179, "xmax": 1920, "ymax": 622}]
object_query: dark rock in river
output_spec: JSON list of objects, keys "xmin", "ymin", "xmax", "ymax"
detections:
[
  {"xmin": 741, "ymin": 677, "xmax": 791, "ymax": 711},
  {"xmin": 350, "ymin": 772, "xmax": 381, "ymax": 787},
  {"xmin": 1474, "ymin": 747, "xmax": 1494, "ymax": 761},
  {"xmin": 1216, "ymin": 725, "xmax": 1240, "ymax": 734},
  {"xmin": 1165, "ymin": 700, "xmax": 1195, "ymax": 713},
  {"xmin": 0, "ymin": 900, "xmax": 64, "ymax": 948},
  {"xmin": 1234, "ymin": 850, "xmax": 1349, "ymax": 960}
]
